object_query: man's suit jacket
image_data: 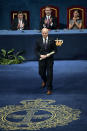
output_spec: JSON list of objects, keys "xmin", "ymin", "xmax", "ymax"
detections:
[
  {"xmin": 11, "ymin": 18, "xmax": 28, "ymax": 30},
  {"xmin": 40, "ymin": 16, "xmax": 58, "ymax": 30},
  {"xmin": 35, "ymin": 37, "xmax": 57, "ymax": 62}
]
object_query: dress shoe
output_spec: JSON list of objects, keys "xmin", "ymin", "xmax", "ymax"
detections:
[
  {"xmin": 47, "ymin": 90, "xmax": 52, "ymax": 95},
  {"xmin": 41, "ymin": 81, "xmax": 46, "ymax": 88}
]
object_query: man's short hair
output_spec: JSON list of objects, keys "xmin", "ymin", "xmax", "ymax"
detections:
[
  {"xmin": 45, "ymin": 6, "xmax": 51, "ymax": 10},
  {"xmin": 18, "ymin": 11, "xmax": 23, "ymax": 15}
]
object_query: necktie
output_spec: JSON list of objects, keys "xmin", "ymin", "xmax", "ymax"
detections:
[
  {"xmin": 19, "ymin": 19, "xmax": 23, "ymax": 30},
  {"xmin": 44, "ymin": 38, "xmax": 47, "ymax": 49},
  {"xmin": 45, "ymin": 38, "xmax": 46, "ymax": 43}
]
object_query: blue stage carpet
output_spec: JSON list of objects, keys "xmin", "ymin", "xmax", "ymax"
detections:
[{"xmin": 0, "ymin": 61, "xmax": 87, "ymax": 131}]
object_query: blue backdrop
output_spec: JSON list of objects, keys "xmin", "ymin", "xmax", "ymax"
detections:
[{"xmin": 0, "ymin": 0, "xmax": 87, "ymax": 30}]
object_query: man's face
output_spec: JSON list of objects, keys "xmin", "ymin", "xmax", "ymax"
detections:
[
  {"xmin": 45, "ymin": 7, "xmax": 51, "ymax": 16},
  {"xmin": 73, "ymin": 11, "xmax": 79, "ymax": 18},
  {"xmin": 18, "ymin": 13, "xmax": 23, "ymax": 20},
  {"xmin": 42, "ymin": 29, "xmax": 48, "ymax": 39}
]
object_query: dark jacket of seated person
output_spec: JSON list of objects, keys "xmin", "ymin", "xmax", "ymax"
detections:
[
  {"xmin": 40, "ymin": 6, "xmax": 58, "ymax": 30},
  {"xmin": 11, "ymin": 18, "xmax": 28, "ymax": 30},
  {"xmin": 40, "ymin": 16, "xmax": 58, "ymax": 30}
]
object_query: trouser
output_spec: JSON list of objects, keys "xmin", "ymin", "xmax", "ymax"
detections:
[{"xmin": 39, "ymin": 58, "xmax": 53, "ymax": 90}]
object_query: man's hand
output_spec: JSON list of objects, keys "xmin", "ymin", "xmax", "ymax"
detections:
[
  {"xmin": 17, "ymin": 24, "xmax": 20, "ymax": 29},
  {"xmin": 22, "ymin": 23, "xmax": 24, "ymax": 28},
  {"xmin": 44, "ymin": 19, "xmax": 48, "ymax": 24},
  {"xmin": 40, "ymin": 52, "xmax": 55, "ymax": 60},
  {"xmin": 40, "ymin": 55, "xmax": 47, "ymax": 59},
  {"xmin": 50, "ymin": 18, "xmax": 52, "ymax": 24}
]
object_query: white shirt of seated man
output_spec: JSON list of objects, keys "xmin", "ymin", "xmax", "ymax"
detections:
[
  {"xmin": 18, "ymin": 19, "xmax": 24, "ymax": 30},
  {"xmin": 43, "ymin": 36, "xmax": 48, "ymax": 44},
  {"xmin": 43, "ymin": 15, "xmax": 53, "ymax": 27},
  {"xmin": 17, "ymin": 12, "xmax": 24, "ymax": 30},
  {"xmin": 46, "ymin": 15, "xmax": 53, "ymax": 26}
]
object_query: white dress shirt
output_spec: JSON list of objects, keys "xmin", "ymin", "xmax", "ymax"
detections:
[
  {"xmin": 43, "ymin": 36, "xmax": 48, "ymax": 44},
  {"xmin": 18, "ymin": 19, "xmax": 23, "ymax": 30},
  {"xmin": 46, "ymin": 15, "xmax": 51, "ymax": 20},
  {"xmin": 46, "ymin": 15, "xmax": 53, "ymax": 26}
]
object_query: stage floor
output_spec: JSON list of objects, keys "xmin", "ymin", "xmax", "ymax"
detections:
[{"xmin": 0, "ymin": 60, "xmax": 87, "ymax": 131}]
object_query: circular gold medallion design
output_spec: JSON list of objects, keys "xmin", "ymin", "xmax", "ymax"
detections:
[{"xmin": 0, "ymin": 99, "xmax": 81, "ymax": 130}]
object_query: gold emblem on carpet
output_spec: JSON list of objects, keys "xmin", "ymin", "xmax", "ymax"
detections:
[{"xmin": 0, "ymin": 99, "xmax": 81, "ymax": 130}]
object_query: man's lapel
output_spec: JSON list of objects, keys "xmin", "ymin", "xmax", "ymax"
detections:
[
  {"xmin": 40, "ymin": 38, "xmax": 43, "ymax": 46},
  {"xmin": 48, "ymin": 37, "xmax": 51, "ymax": 45}
]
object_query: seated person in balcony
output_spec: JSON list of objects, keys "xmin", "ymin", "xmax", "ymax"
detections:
[
  {"xmin": 11, "ymin": 11, "xmax": 28, "ymax": 30},
  {"xmin": 69, "ymin": 10, "xmax": 82, "ymax": 29},
  {"xmin": 40, "ymin": 6, "xmax": 58, "ymax": 30}
]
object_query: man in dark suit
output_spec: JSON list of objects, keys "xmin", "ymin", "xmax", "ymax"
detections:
[
  {"xmin": 40, "ymin": 6, "xmax": 58, "ymax": 30},
  {"xmin": 35, "ymin": 28, "xmax": 57, "ymax": 95},
  {"xmin": 11, "ymin": 11, "xmax": 28, "ymax": 30}
]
